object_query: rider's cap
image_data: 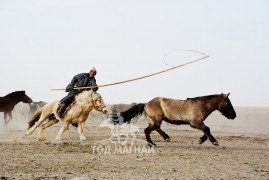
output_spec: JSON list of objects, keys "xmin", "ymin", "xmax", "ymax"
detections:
[{"xmin": 91, "ymin": 67, "xmax": 97, "ymax": 73}]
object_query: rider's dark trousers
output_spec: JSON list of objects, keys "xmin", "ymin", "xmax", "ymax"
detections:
[{"xmin": 60, "ymin": 90, "xmax": 77, "ymax": 107}]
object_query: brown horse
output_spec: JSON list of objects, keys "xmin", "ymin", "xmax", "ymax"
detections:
[
  {"xmin": 111, "ymin": 93, "xmax": 236, "ymax": 146},
  {"xmin": 0, "ymin": 91, "xmax": 33, "ymax": 125}
]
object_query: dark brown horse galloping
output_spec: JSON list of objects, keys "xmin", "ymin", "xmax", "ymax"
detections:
[
  {"xmin": 111, "ymin": 93, "xmax": 236, "ymax": 146},
  {"xmin": 0, "ymin": 91, "xmax": 33, "ymax": 125}
]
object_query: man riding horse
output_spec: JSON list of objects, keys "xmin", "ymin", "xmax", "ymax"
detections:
[{"xmin": 56, "ymin": 67, "xmax": 98, "ymax": 119}]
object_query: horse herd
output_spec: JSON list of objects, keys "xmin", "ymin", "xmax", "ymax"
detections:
[{"xmin": 0, "ymin": 90, "xmax": 236, "ymax": 146}]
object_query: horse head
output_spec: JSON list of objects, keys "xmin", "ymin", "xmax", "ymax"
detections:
[
  {"xmin": 17, "ymin": 91, "xmax": 33, "ymax": 103},
  {"xmin": 91, "ymin": 92, "xmax": 108, "ymax": 114},
  {"xmin": 76, "ymin": 91, "xmax": 108, "ymax": 114},
  {"xmin": 218, "ymin": 93, "xmax": 236, "ymax": 120}
]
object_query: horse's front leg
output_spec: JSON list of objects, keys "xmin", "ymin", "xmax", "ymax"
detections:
[
  {"xmin": 6, "ymin": 112, "xmax": 13, "ymax": 124},
  {"xmin": 199, "ymin": 135, "xmax": 208, "ymax": 145},
  {"xmin": 3, "ymin": 112, "xmax": 12, "ymax": 125},
  {"xmin": 55, "ymin": 121, "xmax": 70, "ymax": 141},
  {"xmin": 4, "ymin": 112, "xmax": 7, "ymax": 125},
  {"xmin": 193, "ymin": 122, "xmax": 219, "ymax": 146},
  {"xmin": 78, "ymin": 122, "xmax": 87, "ymax": 141}
]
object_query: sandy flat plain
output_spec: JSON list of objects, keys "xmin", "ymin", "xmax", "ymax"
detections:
[{"xmin": 0, "ymin": 106, "xmax": 268, "ymax": 179}]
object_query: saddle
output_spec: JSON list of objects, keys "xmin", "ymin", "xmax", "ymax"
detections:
[
  {"xmin": 65, "ymin": 101, "xmax": 76, "ymax": 114},
  {"xmin": 56, "ymin": 102, "xmax": 78, "ymax": 128},
  {"xmin": 56, "ymin": 101, "xmax": 76, "ymax": 117}
]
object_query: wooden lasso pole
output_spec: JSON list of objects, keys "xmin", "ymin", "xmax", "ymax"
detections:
[{"xmin": 51, "ymin": 54, "xmax": 209, "ymax": 91}]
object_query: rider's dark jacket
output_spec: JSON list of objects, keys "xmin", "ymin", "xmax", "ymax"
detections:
[
  {"xmin": 65, "ymin": 73, "xmax": 98, "ymax": 92},
  {"xmin": 60, "ymin": 73, "xmax": 98, "ymax": 104}
]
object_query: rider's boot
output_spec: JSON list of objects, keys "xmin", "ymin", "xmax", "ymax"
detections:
[{"xmin": 56, "ymin": 103, "xmax": 66, "ymax": 119}]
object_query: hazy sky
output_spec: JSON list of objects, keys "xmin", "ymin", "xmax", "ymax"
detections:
[{"xmin": 0, "ymin": 0, "xmax": 268, "ymax": 106}]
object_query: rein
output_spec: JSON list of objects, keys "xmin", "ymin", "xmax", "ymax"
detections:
[{"xmin": 51, "ymin": 51, "xmax": 209, "ymax": 91}]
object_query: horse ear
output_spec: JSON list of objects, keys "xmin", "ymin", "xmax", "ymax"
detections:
[{"xmin": 224, "ymin": 93, "xmax": 230, "ymax": 99}]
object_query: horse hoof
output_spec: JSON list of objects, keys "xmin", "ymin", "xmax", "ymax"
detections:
[
  {"xmin": 165, "ymin": 138, "xmax": 171, "ymax": 142},
  {"xmin": 55, "ymin": 137, "xmax": 62, "ymax": 141},
  {"xmin": 54, "ymin": 114, "xmax": 61, "ymax": 120},
  {"xmin": 80, "ymin": 136, "xmax": 87, "ymax": 141},
  {"xmin": 199, "ymin": 139, "xmax": 204, "ymax": 145},
  {"xmin": 38, "ymin": 137, "xmax": 47, "ymax": 142},
  {"xmin": 213, "ymin": 142, "xmax": 219, "ymax": 146},
  {"xmin": 25, "ymin": 131, "xmax": 32, "ymax": 136},
  {"xmin": 148, "ymin": 142, "xmax": 157, "ymax": 147}
]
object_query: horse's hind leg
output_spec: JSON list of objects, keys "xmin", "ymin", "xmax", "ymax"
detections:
[
  {"xmin": 26, "ymin": 113, "xmax": 50, "ymax": 136},
  {"xmin": 144, "ymin": 115, "xmax": 157, "ymax": 146},
  {"xmin": 145, "ymin": 125, "xmax": 156, "ymax": 146},
  {"xmin": 155, "ymin": 126, "xmax": 171, "ymax": 142},
  {"xmin": 37, "ymin": 118, "xmax": 59, "ymax": 139},
  {"xmin": 154, "ymin": 119, "xmax": 171, "ymax": 142}
]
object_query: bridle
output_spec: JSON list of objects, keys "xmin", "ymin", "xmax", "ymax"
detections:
[
  {"xmin": 91, "ymin": 93, "xmax": 106, "ymax": 112},
  {"xmin": 22, "ymin": 94, "xmax": 32, "ymax": 103}
]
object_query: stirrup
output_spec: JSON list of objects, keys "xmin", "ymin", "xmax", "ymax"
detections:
[
  {"xmin": 56, "ymin": 103, "xmax": 66, "ymax": 118},
  {"xmin": 55, "ymin": 109, "xmax": 66, "ymax": 119},
  {"xmin": 55, "ymin": 112, "xmax": 62, "ymax": 120}
]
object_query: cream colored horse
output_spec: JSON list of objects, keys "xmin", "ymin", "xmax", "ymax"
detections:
[{"xmin": 26, "ymin": 91, "xmax": 108, "ymax": 141}]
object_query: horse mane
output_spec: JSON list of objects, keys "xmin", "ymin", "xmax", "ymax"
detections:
[
  {"xmin": 75, "ymin": 91, "xmax": 99, "ymax": 103},
  {"xmin": 4, "ymin": 91, "xmax": 25, "ymax": 98},
  {"xmin": 187, "ymin": 94, "xmax": 223, "ymax": 101}
]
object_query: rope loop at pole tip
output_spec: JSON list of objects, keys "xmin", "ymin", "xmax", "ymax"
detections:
[
  {"xmin": 50, "ymin": 50, "xmax": 209, "ymax": 91},
  {"xmin": 163, "ymin": 49, "xmax": 209, "ymax": 68}
]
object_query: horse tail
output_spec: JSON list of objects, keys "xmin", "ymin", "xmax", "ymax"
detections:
[
  {"xmin": 28, "ymin": 107, "xmax": 44, "ymax": 130},
  {"xmin": 111, "ymin": 103, "xmax": 145, "ymax": 123}
]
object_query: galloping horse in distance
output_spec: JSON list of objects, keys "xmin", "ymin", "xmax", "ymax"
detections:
[
  {"xmin": 0, "ymin": 91, "xmax": 33, "ymax": 125},
  {"xmin": 111, "ymin": 93, "xmax": 236, "ymax": 146},
  {"xmin": 29, "ymin": 101, "xmax": 47, "ymax": 117},
  {"xmin": 26, "ymin": 91, "xmax": 108, "ymax": 141}
]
